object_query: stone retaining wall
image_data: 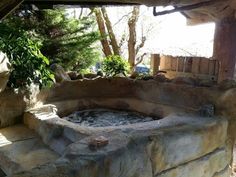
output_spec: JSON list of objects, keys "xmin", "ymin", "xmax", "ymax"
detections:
[
  {"xmin": 1, "ymin": 78, "xmax": 236, "ymax": 176},
  {"xmin": 18, "ymin": 106, "xmax": 230, "ymax": 177},
  {"xmin": 10, "ymin": 77, "xmax": 232, "ymax": 177}
]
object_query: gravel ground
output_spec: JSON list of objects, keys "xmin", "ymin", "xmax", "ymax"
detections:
[{"xmin": 63, "ymin": 109, "xmax": 157, "ymax": 127}]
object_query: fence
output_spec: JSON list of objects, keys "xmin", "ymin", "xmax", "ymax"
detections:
[{"xmin": 151, "ymin": 54, "xmax": 219, "ymax": 81}]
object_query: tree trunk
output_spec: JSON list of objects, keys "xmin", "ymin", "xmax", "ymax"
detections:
[
  {"xmin": 213, "ymin": 16, "xmax": 236, "ymax": 82},
  {"xmin": 128, "ymin": 6, "xmax": 140, "ymax": 72},
  {"xmin": 101, "ymin": 7, "xmax": 120, "ymax": 56},
  {"xmin": 94, "ymin": 8, "xmax": 112, "ymax": 57}
]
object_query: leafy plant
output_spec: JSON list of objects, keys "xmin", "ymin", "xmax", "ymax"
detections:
[
  {"xmin": 4, "ymin": 7, "xmax": 101, "ymax": 72},
  {"xmin": 0, "ymin": 24, "xmax": 54, "ymax": 89},
  {"xmin": 102, "ymin": 55, "xmax": 130, "ymax": 77}
]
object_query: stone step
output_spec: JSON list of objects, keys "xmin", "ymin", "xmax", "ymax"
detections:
[{"xmin": 0, "ymin": 124, "xmax": 59, "ymax": 175}]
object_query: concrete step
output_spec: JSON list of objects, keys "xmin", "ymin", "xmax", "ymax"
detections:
[{"xmin": 0, "ymin": 124, "xmax": 59, "ymax": 175}]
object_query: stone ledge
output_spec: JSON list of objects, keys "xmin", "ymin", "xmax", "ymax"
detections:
[
  {"xmin": 155, "ymin": 148, "xmax": 229, "ymax": 177},
  {"xmin": 24, "ymin": 105, "xmax": 228, "ymax": 176}
]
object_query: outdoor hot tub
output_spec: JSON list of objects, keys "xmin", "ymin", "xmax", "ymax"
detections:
[{"xmin": 20, "ymin": 78, "xmax": 230, "ymax": 177}]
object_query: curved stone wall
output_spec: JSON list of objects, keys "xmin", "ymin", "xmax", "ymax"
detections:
[
  {"xmin": 38, "ymin": 77, "xmax": 221, "ymax": 116},
  {"xmin": 15, "ymin": 77, "xmax": 232, "ymax": 177}
]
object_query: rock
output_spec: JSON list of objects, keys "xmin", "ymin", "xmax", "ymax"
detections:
[
  {"xmin": 88, "ymin": 136, "xmax": 109, "ymax": 150},
  {"xmin": 76, "ymin": 74, "xmax": 84, "ymax": 80},
  {"xmin": 218, "ymin": 79, "xmax": 236, "ymax": 90},
  {"xmin": 67, "ymin": 71, "xmax": 78, "ymax": 80},
  {"xmin": 156, "ymin": 148, "xmax": 229, "ymax": 177},
  {"xmin": 76, "ymin": 73, "xmax": 99, "ymax": 80},
  {"xmin": 154, "ymin": 73, "xmax": 170, "ymax": 82},
  {"xmin": 130, "ymin": 72, "xmax": 139, "ymax": 79},
  {"xmin": 50, "ymin": 64, "xmax": 71, "ymax": 83},
  {"xmin": 141, "ymin": 75, "xmax": 154, "ymax": 81},
  {"xmin": 0, "ymin": 90, "xmax": 27, "ymax": 128},
  {"xmin": 97, "ymin": 70, "xmax": 103, "ymax": 77},
  {"xmin": 84, "ymin": 73, "xmax": 98, "ymax": 79},
  {"xmin": 198, "ymin": 79, "xmax": 215, "ymax": 87},
  {"xmin": 199, "ymin": 104, "xmax": 215, "ymax": 117},
  {"xmin": 172, "ymin": 77, "xmax": 196, "ymax": 85},
  {"xmin": 0, "ymin": 52, "xmax": 11, "ymax": 93}
]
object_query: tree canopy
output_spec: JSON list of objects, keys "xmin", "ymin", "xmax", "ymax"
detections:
[{"xmin": 4, "ymin": 7, "xmax": 101, "ymax": 72}]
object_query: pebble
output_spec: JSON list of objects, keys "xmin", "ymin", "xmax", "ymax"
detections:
[{"xmin": 63, "ymin": 109, "xmax": 156, "ymax": 127}]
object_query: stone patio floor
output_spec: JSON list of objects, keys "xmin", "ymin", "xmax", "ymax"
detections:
[{"xmin": 0, "ymin": 124, "xmax": 59, "ymax": 176}]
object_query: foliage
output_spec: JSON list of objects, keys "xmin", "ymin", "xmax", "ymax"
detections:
[
  {"xmin": 4, "ymin": 7, "xmax": 101, "ymax": 72},
  {"xmin": 0, "ymin": 23, "xmax": 54, "ymax": 88},
  {"xmin": 135, "ymin": 73, "xmax": 153, "ymax": 80},
  {"xmin": 102, "ymin": 55, "xmax": 130, "ymax": 77}
]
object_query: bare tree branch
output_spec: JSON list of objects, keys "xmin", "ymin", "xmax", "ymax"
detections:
[
  {"xmin": 78, "ymin": 8, "xmax": 83, "ymax": 19},
  {"xmin": 135, "ymin": 36, "xmax": 146, "ymax": 55},
  {"xmin": 113, "ymin": 12, "xmax": 132, "ymax": 26},
  {"xmin": 119, "ymin": 32, "xmax": 126, "ymax": 49},
  {"xmin": 135, "ymin": 53, "xmax": 147, "ymax": 67}
]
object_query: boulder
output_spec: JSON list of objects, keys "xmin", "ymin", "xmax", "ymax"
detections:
[
  {"xmin": 84, "ymin": 73, "xmax": 98, "ymax": 79},
  {"xmin": 198, "ymin": 79, "xmax": 215, "ymax": 87},
  {"xmin": 154, "ymin": 73, "xmax": 170, "ymax": 82},
  {"xmin": 50, "ymin": 64, "xmax": 71, "ymax": 83},
  {"xmin": 218, "ymin": 79, "xmax": 236, "ymax": 90},
  {"xmin": 171, "ymin": 77, "xmax": 196, "ymax": 86},
  {"xmin": 0, "ymin": 52, "xmax": 11, "ymax": 93},
  {"xmin": 67, "ymin": 71, "xmax": 78, "ymax": 80}
]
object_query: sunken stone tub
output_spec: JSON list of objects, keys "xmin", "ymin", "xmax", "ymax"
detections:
[{"xmin": 20, "ymin": 78, "xmax": 230, "ymax": 177}]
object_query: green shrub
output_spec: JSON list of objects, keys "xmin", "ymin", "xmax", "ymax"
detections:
[
  {"xmin": 4, "ymin": 8, "xmax": 101, "ymax": 72},
  {"xmin": 0, "ymin": 24, "xmax": 54, "ymax": 89},
  {"xmin": 102, "ymin": 55, "xmax": 130, "ymax": 77}
]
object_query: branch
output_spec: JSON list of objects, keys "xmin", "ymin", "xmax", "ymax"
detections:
[
  {"xmin": 79, "ymin": 8, "xmax": 83, "ymax": 19},
  {"xmin": 135, "ymin": 36, "xmax": 146, "ymax": 55},
  {"xmin": 177, "ymin": 48, "xmax": 195, "ymax": 56},
  {"xmin": 113, "ymin": 12, "xmax": 132, "ymax": 26},
  {"xmin": 119, "ymin": 32, "xmax": 126, "ymax": 49},
  {"xmin": 153, "ymin": 0, "xmax": 221, "ymax": 16},
  {"xmin": 135, "ymin": 53, "xmax": 147, "ymax": 66}
]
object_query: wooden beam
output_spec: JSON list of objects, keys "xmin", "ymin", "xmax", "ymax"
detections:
[
  {"xmin": 0, "ymin": 0, "xmax": 23, "ymax": 20},
  {"xmin": 23, "ymin": 1, "xmax": 138, "ymax": 6},
  {"xmin": 153, "ymin": 0, "xmax": 220, "ymax": 16},
  {"xmin": 213, "ymin": 16, "xmax": 236, "ymax": 82}
]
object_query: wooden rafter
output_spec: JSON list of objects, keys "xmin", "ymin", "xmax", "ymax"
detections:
[
  {"xmin": 0, "ymin": 0, "xmax": 24, "ymax": 20},
  {"xmin": 23, "ymin": 1, "xmax": 138, "ymax": 6},
  {"xmin": 153, "ymin": 0, "xmax": 221, "ymax": 16}
]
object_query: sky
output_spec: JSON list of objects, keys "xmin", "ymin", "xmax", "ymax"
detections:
[
  {"xmin": 68, "ymin": 6, "xmax": 215, "ymax": 58},
  {"xmin": 106, "ymin": 6, "xmax": 215, "ymax": 58},
  {"xmin": 149, "ymin": 10, "xmax": 215, "ymax": 57}
]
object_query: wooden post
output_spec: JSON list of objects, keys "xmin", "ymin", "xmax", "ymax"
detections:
[
  {"xmin": 213, "ymin": 16, "xmax": 236, "ymax": 82},
  {"xmin": 150, "ymin": 54, "xmax": 160, "ymax": 75}
]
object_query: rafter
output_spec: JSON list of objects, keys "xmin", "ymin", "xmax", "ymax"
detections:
[
  {"xmin": 0, "ymin": 0, "xmax": 23, "ymax": 19},
  {"xmin": 153, "ymin": 0, "xmax": 221, "ymax": 16}
]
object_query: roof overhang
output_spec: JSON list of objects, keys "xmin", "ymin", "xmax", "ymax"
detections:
[{"xmin": 1, "ymin": 0, "xmax": 236, "ymax": 25}]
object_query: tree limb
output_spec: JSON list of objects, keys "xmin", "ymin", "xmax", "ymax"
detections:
[
  {"xmin": 101, "ymin": 7, "xmax": 120, "ymax": 55},
  {"xmin": 113, "ymin": 12, "xmax": 132, "ymax": 26},
  {"xmin": 135, "ymin": 53, "xmax": 147, "ymax": 67},
  {"xmin": 135, "ymin": 36, "xmax": 146, "ymax": 55},
  {"xmin": 93, "ymin": 8, "xmax": 112, "ymax": 57},
  {"xmin": 128, "ymin": 6, "xmax": 140, "ymax": 71},
  {"xmin": 78, "ymin": 8, "xmax": 83, "ymax": 19}
]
